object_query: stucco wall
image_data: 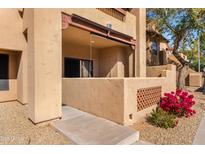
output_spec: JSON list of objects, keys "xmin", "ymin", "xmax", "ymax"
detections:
[
  {"xmin": 161, "ymin": 64, "xmax": 177, "ymax": 92},
  {"xmin": 124, "ymin": 77, "xmax": 166, "ymax": 125},
  {"xmin": 62, "ymin": 8, "xmax": 136, "ymax": 39},
  {"xmin": 124, "ymin": 65, "xmax": 176, "ymax": 125},
  {"xmin": 189, "ymin": 73, "xmax": 203, "ymax": 87},
  {"xmin": 27, "ymin": 9, "xmax": 62, "ymax": 123},
  {"xmin": 0, "ymin": 9, "xmax": 25, "ymax": 51},
  {"xmin": 133, "ymin": 8, "xmax": 146, "ymax": 77},
  {"xmin": 0, "ymin": 9, "xmax": 26, "ymax": 104},
  {"xmin": 185, "ymin": 68, "xmax": 197, "ymax": 86},
  {"xmin": 22, "ymin": 8, "xmax": 34, "ymax": 107},
  {"xmin": 146, "ymin": 65, "xmax": 168, "ymax": 77},
  {"xmin": 62, "ymin": 65, "xmax": 176, "ymax": 125},
  {"xmin": 62, "ymin": 78, "xmax": 125, "ymax": 124},
  {"xmin": 99, "ymin": 46, "xmax": 128, "ymax": 77}
]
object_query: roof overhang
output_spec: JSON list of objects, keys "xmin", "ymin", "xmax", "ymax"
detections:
[
  {"xmin": 146, "ymin": 29, "xmax": 169, "ymax": 43},
  {"xmin": 62, "ymin": 12, "xmax": 136, "ymax": 50}
]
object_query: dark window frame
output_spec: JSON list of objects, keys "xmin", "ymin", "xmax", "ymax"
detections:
[{"xmin": 64, "ymin": 57, "xmax": 93, "ymax": 78}]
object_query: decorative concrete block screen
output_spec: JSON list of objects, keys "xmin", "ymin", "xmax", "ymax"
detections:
[{"xmin": 137, "ymin": 86, "xmax": 161, "ymax": 111}]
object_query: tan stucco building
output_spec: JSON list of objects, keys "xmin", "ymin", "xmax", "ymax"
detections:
[
  {"xmin": 0, "ymin": 8, "xmax": 176, "ymax": 126},
  {"xmin": 146, "ymin": 20, "xmax": 170, "ymax": 67},
  {"xmin": 145, "ymin": 21, "xmax": 203, "ymax": 88}
]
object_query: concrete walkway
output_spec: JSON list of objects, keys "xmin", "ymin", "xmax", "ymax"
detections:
[
  {"xmin": 193, "ymin": 112, "xmax": 205, "ymax": 144},
  {"xmin": 51, "ymin": 106, "xmax": 139, "ymax": 145}
]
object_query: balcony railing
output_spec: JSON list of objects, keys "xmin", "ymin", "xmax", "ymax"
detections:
[{"xmin": 97, "ymin": 8, "xmax": 126, "ymax": 21}]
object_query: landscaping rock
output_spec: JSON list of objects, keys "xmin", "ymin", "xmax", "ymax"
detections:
[
  {"xmin": 131, "ymin": 90, "xmax": 204, "ymax": 145},
  {"xmin": 0, "ymin": 101, "xmax": 70, "ymax": 145}
]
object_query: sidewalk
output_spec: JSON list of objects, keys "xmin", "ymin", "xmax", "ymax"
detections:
[
  {"xmin": 193, "ymin": 112, "xmax": 205, "ymax": 144},
  {"xmin": 51, "ymin": 106, "xmax": 139, "ymax": 145}
]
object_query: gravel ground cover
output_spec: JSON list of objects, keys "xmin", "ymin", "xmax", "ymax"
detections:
[
  {"xmin": 0, "ymin": 101, "xmax": 70, "ymax": 145},
  {"xmin": 131, "ymin": 88, "xmax": 205, "ymax": 145}
]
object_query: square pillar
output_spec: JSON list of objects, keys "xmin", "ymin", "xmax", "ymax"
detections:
[
  {"xmin": 131, "ymin": 8, "xmax": 146, "ymax": 77},
  {"xmin": 27, "ymin": 9, "xmax": 62, "ymax": 123}
]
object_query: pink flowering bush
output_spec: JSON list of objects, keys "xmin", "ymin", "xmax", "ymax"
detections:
[{"xmin": 160, "ymin": 89, "xmax": 196, "ymax": 118}]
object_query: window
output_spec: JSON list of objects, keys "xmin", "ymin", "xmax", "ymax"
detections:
[
  {"xmin": 64, "ymin": 57, "xmax": 93, "ymax": 78},
  {"xmin": 151, "ymin": 41, "xmax": 158, "ymax": 55},
  {"xmin": 0, "ymin": 54, "xmax": 9, "ymax": 91}
]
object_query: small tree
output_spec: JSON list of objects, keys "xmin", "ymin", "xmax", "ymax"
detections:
[{"xmin": 147, "ymin": 8, "xmax": 205, "ymax": 89}]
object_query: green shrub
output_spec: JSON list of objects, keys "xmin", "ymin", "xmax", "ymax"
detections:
[{"xmin": 147, "ymin": 107, "xmax": 177, "ymax": 129}]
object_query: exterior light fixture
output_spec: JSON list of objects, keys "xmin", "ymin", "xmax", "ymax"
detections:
[{"xmin": 106, "ymin": 22, "xmax": 112, "ymax": 29}]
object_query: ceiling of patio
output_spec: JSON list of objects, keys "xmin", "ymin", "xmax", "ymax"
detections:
[{"xmin": 62, "ymin": 26, "xmax": 128, "ymax": 49}]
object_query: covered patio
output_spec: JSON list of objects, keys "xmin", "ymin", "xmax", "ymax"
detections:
[
  {"xmin": 61, "ymin": 13, "xmax": 177, "ymax": 126},
  {"xmin": 62, "ymin": 13, "xmax": 136, "ymax": 79}
]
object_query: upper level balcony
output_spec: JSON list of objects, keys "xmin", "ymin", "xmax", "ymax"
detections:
[{"xmin": 97, "ymin": 8, "xmax": 127, "ymax": 21}]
